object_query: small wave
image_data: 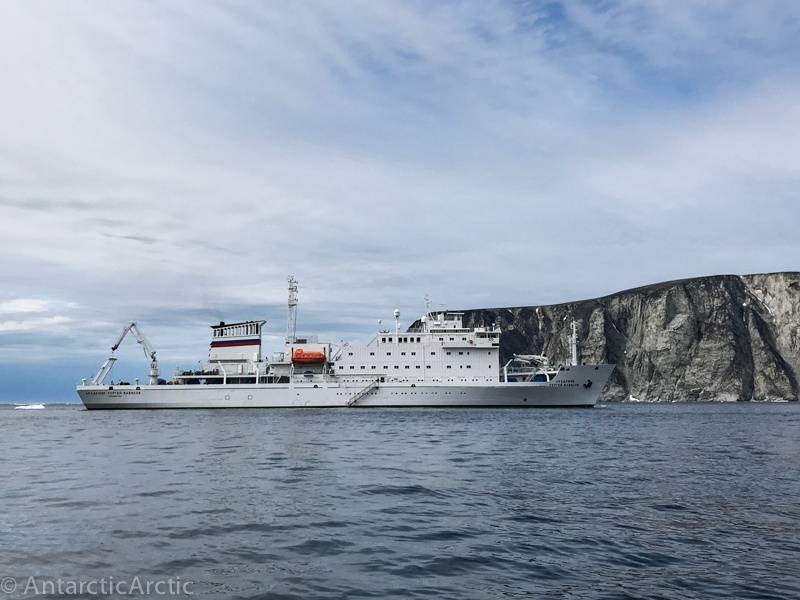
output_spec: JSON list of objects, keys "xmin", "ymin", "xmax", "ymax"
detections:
[
  {"xmin": 358, "ymin": 484, "xmax": 448, "ymax": 498},
  {"xmin": 14, "ymin": 404, "xmax": 46, "ymax": 410}
]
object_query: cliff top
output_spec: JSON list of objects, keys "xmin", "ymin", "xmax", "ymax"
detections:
[{"xmin": 471, "ymin": 271, "xmax": 800, "ymax": 312}]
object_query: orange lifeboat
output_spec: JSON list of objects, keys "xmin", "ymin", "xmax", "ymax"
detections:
[{"xmin": 291, "ymin": 348, "xmax": 326, "ymax": 364}]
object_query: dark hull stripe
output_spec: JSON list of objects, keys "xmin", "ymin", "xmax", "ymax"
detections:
[
  {"xmin": 209, "ymin": 339, "xmax": 261, "ymax": 348},
  {"xmin": 83, "ymin": 404, "xmax": 595, "ymax": 410}
]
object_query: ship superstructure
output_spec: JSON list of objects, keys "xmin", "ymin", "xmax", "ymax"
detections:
[{"xmin": 77, "ymin": 278, "xmax": 614, "ymax": 409}]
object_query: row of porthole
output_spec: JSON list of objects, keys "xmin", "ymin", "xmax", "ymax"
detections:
[
  {"xmin": 340, "ymin": 365, "xmax": 481, "ymax": 371},
  {"xmin": 332, "ymin": 390, "xmax": 471, "ymax": 396}
]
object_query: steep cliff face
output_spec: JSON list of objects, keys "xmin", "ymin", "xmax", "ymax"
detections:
[{"xmin": 459, "ymin": 272, "xmax": 800, "ymax": 402}]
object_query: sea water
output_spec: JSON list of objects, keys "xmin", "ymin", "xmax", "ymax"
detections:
[{"xmin": 0, "ymin": 403, "xmax": 798, "ymax": 599}]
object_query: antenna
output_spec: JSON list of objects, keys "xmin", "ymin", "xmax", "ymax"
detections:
[
  {"xmin": 286, "ymin": 276, "xmax": 298, "ymax": 343},
  {"xmin": 394, "ymin": 309, "xmax": 400, "ymax": 337},
  {"xmin": 570, "ymin": 319, "xmax": 578, "ymax": 366}
]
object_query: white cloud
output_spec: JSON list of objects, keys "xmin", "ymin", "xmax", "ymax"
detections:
[
  {"xmin": 0, "ymin": 315, "xmax": 72, "ymax": 333},
  {"xmin": 0, "ymin": 1, "xmax": 798, "ymax": 370},
  {"xmin": 0, "ymin": 299, "xmax": 49, "ymax": 314}
]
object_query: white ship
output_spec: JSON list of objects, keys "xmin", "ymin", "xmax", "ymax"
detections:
[{"xmin": 76, "ymin": 278, "xmax": 614, "ymax": 409}]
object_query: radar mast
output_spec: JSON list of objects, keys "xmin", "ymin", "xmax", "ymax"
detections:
[{"xmin": 287, "ymin": 276, "xmax": 298, "ymax": 343}]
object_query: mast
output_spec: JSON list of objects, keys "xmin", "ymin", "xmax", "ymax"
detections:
[
  {"xmin": 570, "ymin": 319, "xmax": 578, "ymax": 366},
  {"xmin": 287, "ymin": 275, "xmax": 298, "ymax": 343}
]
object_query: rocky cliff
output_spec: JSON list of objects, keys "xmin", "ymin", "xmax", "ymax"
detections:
[{"xmin": 457, "ymin": 272, "xmax": 800, "ymax": 402}]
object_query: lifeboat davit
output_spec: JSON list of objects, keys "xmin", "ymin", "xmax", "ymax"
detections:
[{"xmin": 291, "ymin": 348, "xmax": 326, "ymax": 364}]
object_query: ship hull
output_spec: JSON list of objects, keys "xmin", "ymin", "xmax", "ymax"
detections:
[{"xmin": 77, "ymin": 365, "xmax": 613, "ymax": 409}]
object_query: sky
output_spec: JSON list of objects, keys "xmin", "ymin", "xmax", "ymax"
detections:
[{"xmin": 1, "ymin": 0, "xmax": 799, "ymax": 401}]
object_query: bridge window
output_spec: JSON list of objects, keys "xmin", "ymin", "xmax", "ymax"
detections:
[{"xmin": 381, "ymin": 337, "xmax": 386, "ymax": 343}]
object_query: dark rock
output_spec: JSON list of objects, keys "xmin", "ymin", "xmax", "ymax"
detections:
[{"xmin": 420, "ymin": 272, "xmax": 800, "ymax": 402}]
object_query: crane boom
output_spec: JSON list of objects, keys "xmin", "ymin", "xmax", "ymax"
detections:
[{"xmin": 91, "ymin": 322, "xmax": 159, "ymax": 385}]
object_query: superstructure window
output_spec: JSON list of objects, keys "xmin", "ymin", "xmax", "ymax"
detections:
[
  {"xmin": 431, "ymin": 351, "xmax": 435, "ymax": 356},
  {"xmin": 411, "ymin": 352, "xmax": 416, "ymax": 356},
  {"xmin": 447, "ymin": 365, "xmax": 452, "ymax": 369},
  {"xmin": 417, "ymin": 337, "xmax": 421, "ymax": 342},
  {"xmin": 401, "ymin": 352, "xmax": 406, "ymax": 356},
  {"xmin": 381, "ymin": 337, "xmax": 386, "ymax": 343},
  {"xmin": 349, "ymin": 366, "xmax": 355, "ymax": 370},
  {"xmin": 386, "ymin": 352, "xmax": 392, "ymax": 356},
  {"xmin": 369, "ymin": 352, "xmax": 374, "ymax": 356}
]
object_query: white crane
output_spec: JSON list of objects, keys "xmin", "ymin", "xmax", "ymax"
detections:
[{"xmin": 90, "ymin": 322, "xmax": 159, "ymax": 385}]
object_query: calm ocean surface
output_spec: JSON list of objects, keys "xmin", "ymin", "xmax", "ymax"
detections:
[{"xmin": 1, "ymin": 403, "xmax": 799, "ymax": 599}]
